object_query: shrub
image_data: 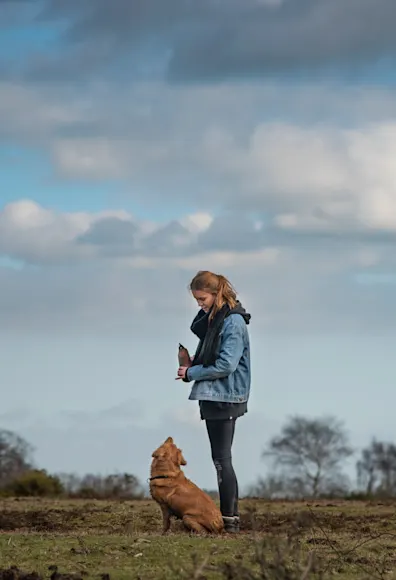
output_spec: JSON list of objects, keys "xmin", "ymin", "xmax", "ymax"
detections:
[{"xmin": 4, "ymin": 469, "xmax": 64, "ymax": 497}]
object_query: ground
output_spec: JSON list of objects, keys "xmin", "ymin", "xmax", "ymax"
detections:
[{"xmin": 0, "ymin": 498, "xmax": 396, "ymax": 579}]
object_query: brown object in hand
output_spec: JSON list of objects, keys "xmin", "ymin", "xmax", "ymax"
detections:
[
  {"xmin": 178, "ymin": 343, "xmax": 192, "ymax": 367},
  {"xmin": 149, "ymin": 436, "xmax": 224, "ymax": 534}
]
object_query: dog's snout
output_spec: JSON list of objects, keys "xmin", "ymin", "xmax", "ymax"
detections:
[{"xmin": 152, "ymin": 450, "xmax": 165, "ymax": 460}]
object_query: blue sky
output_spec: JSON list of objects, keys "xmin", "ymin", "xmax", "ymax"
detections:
[{"xmin": 1, "ymin": 0, "xmax": 396, "ymax": 493}]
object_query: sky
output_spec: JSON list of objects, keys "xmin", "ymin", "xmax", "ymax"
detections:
[{"xmin": 1, "ymin": 0, "xmax": 396, "ymax": 494}]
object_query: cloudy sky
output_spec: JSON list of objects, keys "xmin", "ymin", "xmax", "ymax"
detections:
[{"xmin": 1, "ymin": 0, "xmax": 395, "ymax": 493}]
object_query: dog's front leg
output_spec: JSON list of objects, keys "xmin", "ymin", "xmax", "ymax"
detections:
[{"xmin": 161, "ymin": 505, "xmax": 171, "ymax": 534}]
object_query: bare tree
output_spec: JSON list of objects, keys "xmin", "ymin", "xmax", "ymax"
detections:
[
  {"xmin": 262, "ymin": 415, "xmax": 353, "ymax": 498},
  {"xmin": 57, "ymin": 471, "xmax": 144, "ymax": 499},
  {"xmin": 57, "ymin": 472, "xmax": 82, "ymax": 495},
  {"xmin": 357, "ymin": 439, "xmax": 396, "ymax": 497},
  {"xmin": 247, "ymin": 475, "xmax": 286, "ymax": 499},
  {"xmin": 102, "ymin": 473, "xmax": 143, "ymax": 499},
  {"xmin": 0, "ymin": 429, "xmax": 33, "ymax": 487}
]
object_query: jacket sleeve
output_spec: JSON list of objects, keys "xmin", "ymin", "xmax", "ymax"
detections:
[{"xmin": 185, "ymin": 315, "xmax": 245, "ymax": 382}]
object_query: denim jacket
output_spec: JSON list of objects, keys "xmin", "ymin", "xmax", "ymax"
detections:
[{"xmin": 186, "ymin": 313, "xmax": 251, "ymax": 403}]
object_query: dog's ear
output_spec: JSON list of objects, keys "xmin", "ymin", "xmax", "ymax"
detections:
[
  {"xmin": 165, "ymin": 436, "xmax": 173, "ymax": 444},
  {"xmin": 178, "ymin": 449, "xmax": 187, "ymax": 466}
]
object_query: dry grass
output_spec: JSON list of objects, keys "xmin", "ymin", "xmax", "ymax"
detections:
[{"xmin": 1, "ymin": 498, "xmax": 396, "ymax": 579}]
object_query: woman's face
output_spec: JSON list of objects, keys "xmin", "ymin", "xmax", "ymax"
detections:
[{"xmin": 192, "ymin": 290, "xmax": 215, "ymax": 313}]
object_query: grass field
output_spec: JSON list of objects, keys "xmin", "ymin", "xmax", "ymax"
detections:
[{"xmin": 1, "ymin": 497, "xmax": 396, "ymax": 579}]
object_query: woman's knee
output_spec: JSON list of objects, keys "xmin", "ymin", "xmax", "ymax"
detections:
[
  {"xmin": 213, "ymin": 459, "xmax": 223, "ymax": 485},
  {"xmin": 212, "ymin": 455, "xmax": 233, "ymax": 476},
  {"xmin": 213, "ymin": 457, "xmax": 237, "ymax": 488},
  {"xmin": 211, "ymin": 450, "xmax": 232, "ymax": 465}
]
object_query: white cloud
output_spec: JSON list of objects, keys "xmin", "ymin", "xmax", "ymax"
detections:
[
  {"xmin": 252, "ymin": 122, "xmax": 396, "ymax": 230},
  {"xmin": 196, "ymin": 121, "xmax": 396, "ymax": 234},
  {"xmin": 171, "ymin": 248, "xmax": 279, "ymax": 271},
  {"xmin": 179, "ymin": 212, "xmax": 213, "ymax": 234},
  {"xmin": 1, "ymin": 80, "xmax": 396, "ymax": 337},
  {"xmin": 3, "ymin": 79, "xmax": 396, "ymax": 196},
  {"xmin": 1, "ymin": 196, "xmax": 396, "ymax": 337},
  {"xmin": 51, "ymin": 138, "xmax": 126, "ymax": 180},
  {"xmin": 0, "ymin": 199, "xmax": 279, "ymax": 266},
  {"xmin": 3, "ymin": 79, "xmax": 391, "ymax": 237},
  {"xmin": 47, "ymin": 119, "xmax": 396, "ymax": 238},
  {"xmin": 0, "ymin": 82, "xmax": 85, "ymax": 141},
  {"xmin": 0, "ymin": 224, "xmax": 394, "ymax": 339},
  {"xmin": 0, "ymin": 199, "xmax": 134, "ymax": 264}
]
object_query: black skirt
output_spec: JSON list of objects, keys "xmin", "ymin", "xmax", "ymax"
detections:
[{"xmin": 199, "ymin": 400, "xmax": 248, "ymax": 421}]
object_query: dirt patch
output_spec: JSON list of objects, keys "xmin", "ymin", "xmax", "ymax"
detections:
[
  {"xmin": 1, "ymin": 500, "xmax": 395, "ymax": 538},
  {"xmin": 239, "ymin": 508, "xmax": 315, "ymax": 533},
  {"xmin": 0, "ymin": 503, "xmax": 157, "ymax": 535},
  {"xmin": 0, "ymin": 509, "xmax": 86, "ymax": 532},
  {"xmin": 239, "ymin": 507, "xmax": 396, "ymax": 535},
  {"xmin": 0, "ymin": 567, "xmax": 42, "ymax": 580},
  {"xmin": 0, "ymin": 568, "xmax": 97, "ymax": 580}
]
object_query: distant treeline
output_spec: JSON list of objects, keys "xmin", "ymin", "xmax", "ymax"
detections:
[{"xmin": 1, "ymin": 415, "xmax": 395, "ymax": 499}]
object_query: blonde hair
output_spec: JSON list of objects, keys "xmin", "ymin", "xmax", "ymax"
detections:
[{"xmin": 189, "ymin": 270, "xmax": 237, "ymax": 318}]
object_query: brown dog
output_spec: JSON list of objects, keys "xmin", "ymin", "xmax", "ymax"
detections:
[{"xmin": 149, "ymin": 436, "xmax": 224, "ymax": 534}]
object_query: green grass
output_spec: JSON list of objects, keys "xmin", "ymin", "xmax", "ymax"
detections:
[{"xmin": 1, "ymin": 498, "xmax": 396, "ymax": 579}]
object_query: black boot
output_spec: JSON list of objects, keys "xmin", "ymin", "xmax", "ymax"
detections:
[{"xmin": 223, "ymin": 515, "xmax": 240, "ymax": 533}]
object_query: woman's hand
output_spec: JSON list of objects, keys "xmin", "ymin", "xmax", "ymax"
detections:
[{"xmin": 175, "ymin": 366, "xmax": 188, "ymax": 380}]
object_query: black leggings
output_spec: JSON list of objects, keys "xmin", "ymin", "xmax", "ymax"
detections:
[{"xmin": 205, "ymin": 419, "xmax": 239, "ymax": 517}]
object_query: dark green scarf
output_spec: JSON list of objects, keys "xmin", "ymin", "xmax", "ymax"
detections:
[{"xmin": 190, "ymin": 301, "xmax": 251, "ymax": 368}]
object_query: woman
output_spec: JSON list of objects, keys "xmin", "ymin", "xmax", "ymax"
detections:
[{"xmin": 177, "ymin": 270, "xmax": 251, "ymax": 533}]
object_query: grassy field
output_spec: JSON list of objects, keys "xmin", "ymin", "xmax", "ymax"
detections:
[{"xmin": 1, "ymin": 497, "xmax": 396, "ymax": 579}]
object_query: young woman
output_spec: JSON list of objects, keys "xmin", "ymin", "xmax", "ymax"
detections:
[{"xmin": 176, "ymin": 270, "xmax": 251, "ymax": 533}]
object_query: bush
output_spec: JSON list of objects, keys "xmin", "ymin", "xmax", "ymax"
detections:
[
  {"xmin": 4, "ymin": 469, "xmax": 64, "ymax": 497},
  {"xmin": 58, "ymin": 472, "xmax": 144, "ymax": 500}
]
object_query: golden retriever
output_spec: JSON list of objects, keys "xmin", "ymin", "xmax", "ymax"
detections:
[{"xmin": 149, "ymin": 436, "xmax": 224, "ymax": 534}]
